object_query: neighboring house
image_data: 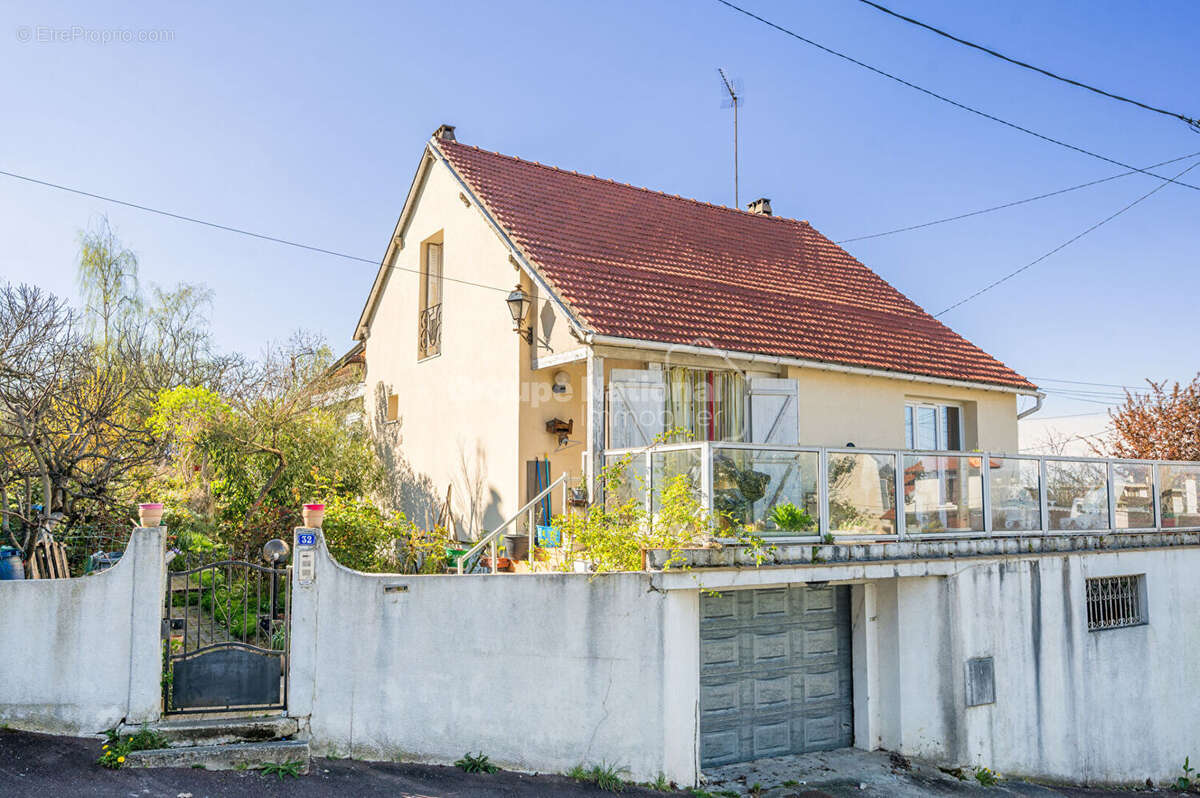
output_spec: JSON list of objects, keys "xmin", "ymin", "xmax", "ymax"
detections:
[
  {"xmin": 354, "ymin": 124, "xmax": 1042, "ymax": 536},
  {"xmin": 316, "ymin": 340, "xmax": 366, "ymax": 426}
]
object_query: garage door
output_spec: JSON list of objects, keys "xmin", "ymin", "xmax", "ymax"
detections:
[{"xmin": 699, "ymin": 585, "xmax": 853, "ymax": 767}]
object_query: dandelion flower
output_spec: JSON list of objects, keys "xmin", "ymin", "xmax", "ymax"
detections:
[{"xmin": 117, "ymin": 756, "xmax": 125, "ymax": 763}]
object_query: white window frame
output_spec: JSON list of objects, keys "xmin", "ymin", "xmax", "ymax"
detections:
[{"xmin": 905, "ymin": 401, "xmax": 963, "ymax": 451}]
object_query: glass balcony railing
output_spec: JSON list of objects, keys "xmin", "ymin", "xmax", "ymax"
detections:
[{"xmin": 602, "ymin": 442, "xmax": 1196, "ymax": 540}]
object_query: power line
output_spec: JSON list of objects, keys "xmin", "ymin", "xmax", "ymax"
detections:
[
  {"xmin": 855, "ymin": 0, "xmax": 1200, "ymax": 132},
  {"xmin": 935, "ymin": 156, "xmax": 1200, "ymax": 316},
  {"xmin": 835, "ymin": 151, "xmax": 1200, "ymax": 244},
  {"xmin": 712, "ymin": 0, "xmax": 1200, "ymax": 192},
  {"xmin": 0, "ymin": 167, "xmax": 544, "ymax": 304},
  {"xmin": 1032, "ymin": 376, "xmax": 1146, "ymax": 390}
]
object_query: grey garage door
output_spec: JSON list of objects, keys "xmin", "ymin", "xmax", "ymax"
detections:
[{"xmin": 699, "ymin": 585, "xmax": 853, "ymax": 767}]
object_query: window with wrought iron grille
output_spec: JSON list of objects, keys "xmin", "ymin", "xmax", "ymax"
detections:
[
  {"xmin": 418, "ymin": 241, "xmax": 443, "ymax": 359},
  {"xmin": 1086, "ymin": 575, "xmax": 1146, "ymax": 631}
]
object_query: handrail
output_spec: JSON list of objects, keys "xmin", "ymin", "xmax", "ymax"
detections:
[{"xmin": 457, "ymin": 472, "xmax": 570, "ymax": 574}]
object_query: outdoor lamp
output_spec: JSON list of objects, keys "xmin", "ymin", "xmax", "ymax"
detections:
[
  {"xmin": 506, "ymin": 284, "xmax": 532, "ymax": 342},
  {"xmin": 262, "ymin": 538, "xmax": 290, "ymax": 564}
]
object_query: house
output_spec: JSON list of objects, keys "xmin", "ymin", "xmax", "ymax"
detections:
[
  {"xmin": 341, "ymin": 127, "xmax": 1200, "ymax": 787},
  {"xmin": 354, "ymin": 124, "xmax": 1042, "ymax": 538}
]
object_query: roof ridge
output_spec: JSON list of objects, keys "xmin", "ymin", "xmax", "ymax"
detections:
[{"xmin": 440, "ymin": 138, "xmax": 811, "ymax": 228}]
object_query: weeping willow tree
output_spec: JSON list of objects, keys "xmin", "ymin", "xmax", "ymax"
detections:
[{"xmin": 76, "ymin": 215, "xmax": 141, "ymax": 353}]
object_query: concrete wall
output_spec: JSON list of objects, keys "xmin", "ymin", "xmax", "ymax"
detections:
[
  {"xmin": 0, "ymin": 528, "xmax": 164, "ymax": 734},
  {"xmin": 290, "ymin": 529, "xmax": 697, "ymax": 784},
  {"xmin": 861, "ymin": 547, "xmax": 1200, "ymax": 785}
]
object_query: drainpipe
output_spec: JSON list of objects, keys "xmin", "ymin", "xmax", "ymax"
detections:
[{"xmin": 1017, "ymin": 393, "xmax": 1045, "ymax": 419}]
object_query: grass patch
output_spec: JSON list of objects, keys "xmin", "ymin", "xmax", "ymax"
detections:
[
  {"xmin": 259, "ymin": 760, "xmax": 303, "ymax": 779},
  {"xmin": 455, "ymin": 752, "xmax": 499, "ymax": 774},
  {"xmin": 645, "ymin": 772, "xmax": 673, "ymax": 791},
  {"xmin": 567, "ymin": 762, "xmax": 627, "ymax": 792}
]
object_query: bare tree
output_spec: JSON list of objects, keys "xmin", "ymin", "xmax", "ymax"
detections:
[{"xmin": 0, "ymin": 283, "xmax": 161, "ymax": 553}]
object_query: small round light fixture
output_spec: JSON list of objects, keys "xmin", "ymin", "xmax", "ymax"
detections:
[
  {"xmin": 506, "ymin": 285, "xmax": 532, "ymax": 341},
  {"xmin": 262, "ymin": 538, "xmax": 290, "ymax": 564},
  {"xmin": 552, "ymin": 370, "xmax": 570, "ymax": 394}
]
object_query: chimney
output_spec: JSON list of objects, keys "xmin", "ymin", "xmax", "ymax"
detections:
[
  {"xmin": 747, "ymin": 197, "xmax": 772, "ymax": 216},
  {"xmin": 433, "ymin": 124, "xmax": 456, "ymax": 141}
]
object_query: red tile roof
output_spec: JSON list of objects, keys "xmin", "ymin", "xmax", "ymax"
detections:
[{"xmin": 438, "ymin": 139, "xmax": 1035, "ymax": 391}]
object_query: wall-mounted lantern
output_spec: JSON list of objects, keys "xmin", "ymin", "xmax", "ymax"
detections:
[{"xmin": 506, "ymin": 285, "xmax": 533, "ymax": 343}]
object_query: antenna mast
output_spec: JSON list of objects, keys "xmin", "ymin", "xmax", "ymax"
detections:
[{"xmin": 719, "ymin": 68, "xmax": 740, "ymax": 208}]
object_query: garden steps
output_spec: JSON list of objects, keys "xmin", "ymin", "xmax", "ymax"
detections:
[
  {"xmin": 118, "ymin": 714, "xmax": 309, "ymax": 771},
  {"xmin": 123, "ymin": 714, "xmax": 299, "ymax": 747},
  {"xmin": 124, "ymin": 739, "xmax": 310, "ymax": 771}
]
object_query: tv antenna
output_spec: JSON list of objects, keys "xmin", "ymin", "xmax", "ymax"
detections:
[{"xmin": 718, "ymin": 68, "xmax": 743, "ymax": 208}]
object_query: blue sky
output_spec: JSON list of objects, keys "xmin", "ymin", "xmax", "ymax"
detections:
[{"xmin": 1, "ymin": 0, "xmax": 1196, "ymax": 418}]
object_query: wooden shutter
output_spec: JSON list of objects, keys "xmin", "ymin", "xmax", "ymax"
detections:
[
  {"xmin": 749, "ymin": 377, "xmax": 799, "ymax": 444},
  {"xmin": 607, "ymin": 369, "xmax": 666, "ymax": 449}
]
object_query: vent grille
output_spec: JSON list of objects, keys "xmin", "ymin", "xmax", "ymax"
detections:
[{"xmin": 1086, "ymin": 575, "xmax": 1145, "ymax": 631}]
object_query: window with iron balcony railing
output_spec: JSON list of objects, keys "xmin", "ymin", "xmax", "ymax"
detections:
[{"xmin": 418, "ymin": 303, "xmax": 442, "ymax": 359}]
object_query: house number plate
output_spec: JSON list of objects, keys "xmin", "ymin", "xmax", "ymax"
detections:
[{"xmin": 297, "ymin": 533, "xmax": 316, "ymax": 546}]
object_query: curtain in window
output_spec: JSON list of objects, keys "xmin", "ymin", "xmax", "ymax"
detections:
[{"xmin": 665, "ymin": 367, "xmax": 746, "ymax": 442}]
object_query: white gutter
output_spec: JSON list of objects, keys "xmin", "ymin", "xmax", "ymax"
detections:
[{"xmin": 586, "ymin": 333, "xmax": 1043, "ymax": 398}]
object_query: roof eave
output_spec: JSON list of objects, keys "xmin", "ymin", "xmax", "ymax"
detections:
[
  {"xmin": 354, "ymin": 144, "xmax": 438, "ymax": 341},
  {"xmin": 588, "ymin": 333, "xmax": 1040, "ymax": 396}
]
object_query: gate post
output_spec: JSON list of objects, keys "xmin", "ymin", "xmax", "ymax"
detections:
[
  {"xmin": 286, "ymin": 527, "xmax": 321, "ymax": 722},
  {"xmin": 129, "ymin": 525, "xmax": 167, "ymax": 725}
]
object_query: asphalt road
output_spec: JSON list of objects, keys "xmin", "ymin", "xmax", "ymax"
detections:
[
  {"xmin": 0, "ymin": 728, "xmax": 1179, "ymax": 797},
  {"xmin": 0, "ymin": 728, "xmax": 675, "ymax": 797}
]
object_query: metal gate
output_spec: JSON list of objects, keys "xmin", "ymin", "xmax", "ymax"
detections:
[
  {"xmin": 699, "ymin": 585, "xmax": 853, "ymax": 768},
  {"xmin": 163, "ymin": 558, "xmax": 290, "ymax": 715}
]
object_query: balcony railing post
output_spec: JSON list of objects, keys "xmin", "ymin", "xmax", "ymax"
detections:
[
  {"xmin": 894, "ymin": 450, "xmax": 905, "ymax": 540},
  {"xmin": 1152, "ymin": 462, "xmax": 1162, "ymax": 530},
  {"xmin": 701, "ymin": 442, "xmax": 713, "ymax": 521},
  {"xmin": 644, "ymin": 451, "xmax": 653, "ymax": 529},
  {"xmin": 981, "ymin": 452, "xmax": 993, "ymax": 536},
  {"xmin": 818, "ymin": 448, "xmax": 830, "ymax": 539},
  {"xmin": 1039, "ymin": 457, "xmax": 1050, "ymax": 534},
  {"xmin": 1106, "ymin": 460, "xmax": 1117, "ymax": 532}
]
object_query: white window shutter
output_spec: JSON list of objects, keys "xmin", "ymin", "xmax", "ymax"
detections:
[
  {"xmin": 749, "ymin": 377, "xmax": 799, "ymax": 444},
  {"xmin": 607, "ymin": 369, "xmax": 666, "ymax": 449}
]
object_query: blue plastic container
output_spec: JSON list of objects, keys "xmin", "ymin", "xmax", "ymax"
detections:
[{"xmin": 0, "ymin": 546, "xmax": 25, "ymax": 580}]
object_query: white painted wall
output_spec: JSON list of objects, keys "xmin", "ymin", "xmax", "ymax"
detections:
[
  {"xmin": 0, "ymin": 528, "xmax": 164, "ymax": 734},
  {"xmin": 868, "ymin": 548, "xmax": 1200, "ymax": 785},
  {"xmin": 289, "ymin": 529, "xmax": 697, "ymax": 785}
]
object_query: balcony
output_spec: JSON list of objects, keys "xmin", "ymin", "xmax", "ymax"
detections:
[
  {"xmin": 418, "ymin": 303, "xmax": 442, "ymax": 359},
  {"xmin": 605, "ymin": 443, "xmax": 1200, "ymax": 567}
]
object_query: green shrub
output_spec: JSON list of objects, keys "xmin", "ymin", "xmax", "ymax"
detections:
[
  {"xmin": 550, "ymin": 451, "xmax": 710, "ymax": 572},
  {"xmin": 770, "ymin": 502, "xmax": 815, "ymax": 532},
  {"xmin": 455, "ymin": 752, "xmax": 498, "ymax": 774}
]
